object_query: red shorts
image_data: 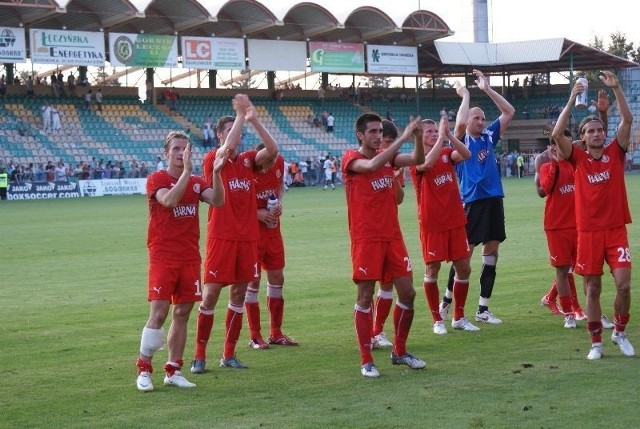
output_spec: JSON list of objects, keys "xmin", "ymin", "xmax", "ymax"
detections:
[
  {"xmin": 420, "ymin": 226, "xmax": 470, "ymax": 263},
  {"xmin": 545, "ymin": 228, "xmax": 577, "ymax": 267},
  {"xmin": 148, "ymin": 260, "xmax": 202, "ymax": 304},
  {"xmin": 575, "ymin": 226, "xmax": 631, "ymax": 276},
  {"xmin": 351, "ymin": 238, "xmax": 413, "ymax": 284},
  {"xmin": 258, "ymin": 233, "xmax": 285, "ymax": 271},
  {"xmin": 204, "ymin": 238, "xmax": 259, "ymax": 285}
]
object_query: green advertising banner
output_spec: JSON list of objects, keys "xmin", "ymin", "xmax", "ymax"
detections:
[
  {"xmin": 108, "ymin": 32, "xmax": 178, "ymax": 67},
  {"xmin": 309, "ymin": 41, "xmax": 364, "ymax": 73}
]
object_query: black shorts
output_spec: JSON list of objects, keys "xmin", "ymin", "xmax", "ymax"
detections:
[{"xmin": 464, "ymin": 197, "xmax": 506, "ymax": 246}]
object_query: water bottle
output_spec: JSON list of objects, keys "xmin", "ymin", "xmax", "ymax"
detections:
[
  {"xmin": 266, "ymin": 194, "xmax": 278, "ymax": 228},
  {"xmin": 575, "ymin": 77, "xmax": 588, "ymax": 110}
]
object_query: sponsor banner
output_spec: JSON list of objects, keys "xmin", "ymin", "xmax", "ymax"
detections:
[
  {"xmin": 181, "ymin": 36, "xmax": 244, "ymax": 69},
  {"xmin": 0, "ymin": 26, "xmax": 26, "ymax": 62},
  {"xmin": 309, "ymin": 41, "xmax": 364, "ymax": 73},
  {"xmin": 7, "ymin": 181, "xmax": 81, "ymax": 200},
  {"xmin": 79, "ymin": 178, "xmax": 146, "ymax": 197},
  {"xmin": 367, "ymin": 44, "xmax": 418, "ymax": 75},
  {"xmin": 30, "ymin": 28, "xmax": 105, "ymax": 66},
  {"xmin": 248, "ymin": 39, "xmax": 306, "ymax": 71},
  {"xmin": 109, "ymin": 33, "xmax": 177, "ymax": 67}
]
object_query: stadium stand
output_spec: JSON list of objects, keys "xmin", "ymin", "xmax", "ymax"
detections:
[{"xmin": 1, "ymin": 80, "xmax": 636, "ymax": 178}]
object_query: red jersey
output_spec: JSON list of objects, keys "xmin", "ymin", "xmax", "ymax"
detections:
[
  {"xmin": 568, "ymin": 140, "xmax": 632, "ymax": 231},
  {"xmin": 255, "ymin": 155, "xmax": 285, "ymax": 237},
  {"xmin": 410, "ymin": 147, "xmax": 466, "ymax": 233},
  {"xmin": 342, "ymin": 149, "xmax": 402, "ymax": 240},
  {"xmin": 539, "ymin": 160, "xmax": 576, "ymax": 231},
  {"xmin": 146, "ymin": 170, "xmax": 210, "ymax": 264},
  {"xmin": 203, "ymin": 148, "xmax": 259, "ymax": 241}
]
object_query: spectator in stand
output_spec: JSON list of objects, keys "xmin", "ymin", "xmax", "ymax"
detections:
[
  {"xmin": 84, "ymin": 90, "xmax": 92, "ymax": 111},
  {"xmin": 10, "ymin": 165, "xmax": 23, "ymax": 185},
  {"xmin": 156, "ymin": 156, "xmax": 164, "ymax": 171},
  {"xmin": 54, "ymin": 161, "xmax": 67, "ymax": 181},
  {"xmin": 202, "ymin": 115, "xmax": 214, "ymax": 147},
  {"xmin": 56, "ymin": 71, "xmax": 66, "ymax": 97},
  {"xmin": 321, "ymin": 110, "xmax": 329, "ymax": 128},
  {"xmin": 326, "ymin": 112, "xmax": 335, "ymax": 133},
  {"xmin": 129, "ymin": 159, "xmax": 141, "ymax": 178},
  {"xmin": 50, "ymin": 72, "xmax": 58, "ymax": 96},
  {"xmin": 103, "ymin": 161, "xmax": 112, "ymax": 179},
  {"xmin": 25, "ymin": 163, "xmax": 34, "ymax": 182},
  {"xmin": 26, "ymin": 75, "xmax": 34, "ymax": 98},
  {"xmin": 45, "ymin": 161, "xmax": 55, "ymax": 181},
  {"xmin": 67, "ymin": 73, "xmax": 76, "ymax": 97},
  {"xmin": 95, "ymin": 89, "xmax": 103, "ymax": 112},
  {"xmin": 50, "ymin": 105, "xmax": 62, "ymax": 131},
  {"xmin": 140, "ymin": 162, "xmax": 149, "ymax": 178},
  {"xmin": 0, "ymin": 75, "xmax": 6, "ymax": 100},
  {"xmin": 66, "ymin": 163, "xmax": 74, "ymax": 180},
  {"xmin": 118, "ymin": 161, "xmax": 127, "ymax": 179},
  {"xmin": 33, "ymin": 163, "xmax": 44, "ymax": 181},
  {"xmin": 165, "ymin": 87, "xmax": 179, "ymax": 115},
  {"xmin": 318, "ymin": 85, "xmax": 325, "ymax": 106},
  {"xmin": 40, "ymin": 102, "xmax": 51, "ymax": 133},
  {"xmin": 80, "ymin": 162, "xmax": 90, "ymax": 180},
  {"xmin": 94, "ymin": 159, "xmax": 104, "ymax": 179},
  {"xmin": 146, "ymin": 80, "xmax": 153, "ymax": 104}
]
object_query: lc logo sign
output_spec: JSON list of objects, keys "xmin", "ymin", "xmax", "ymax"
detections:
[{"xmin": 184, "ymin": 40, "xmax": 212, "ymax": 60}]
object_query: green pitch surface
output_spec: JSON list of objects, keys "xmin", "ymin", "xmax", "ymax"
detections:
[{"xmin": 2, "ymin": 176, "xmax": 639, "ymax": 429}]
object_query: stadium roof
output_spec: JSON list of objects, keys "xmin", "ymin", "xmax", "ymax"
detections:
[{"xmin": 1, "ymin": 0, "xmax": 637, "ymax": 76}]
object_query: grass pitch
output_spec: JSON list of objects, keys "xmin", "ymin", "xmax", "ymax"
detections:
[{"xmin": 1, "ymin": 176, "xmax": 639, "ymax": 429}]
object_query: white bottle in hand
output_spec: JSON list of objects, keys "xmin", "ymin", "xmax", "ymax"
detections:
[{"xmin": 266, "ymin": 194, "xmax": 278, "ymax": 228}]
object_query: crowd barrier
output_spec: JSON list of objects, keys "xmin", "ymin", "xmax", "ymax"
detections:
[{"xmin": 7, "ymin": 178, "xmax": 147, "ymax": 200}]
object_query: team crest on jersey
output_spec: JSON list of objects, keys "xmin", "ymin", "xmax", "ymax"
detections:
[
  {"xmin": 276, "ymin": 169, "xmax": 282, "ymax": 179},
  {"xmin": 193, "ymin": 183, "xmax": 201, "ymax": 193},
  {"xmin": 441, "ymin": 154, "xmax": 450, "ymax": 163},
  {"xmin": 243, "ymin": 158, "xmax": 251, "ymax": 168},
  {"xmin": 601, "ymin": 154, "xmax": 610, "ymax": 163}
]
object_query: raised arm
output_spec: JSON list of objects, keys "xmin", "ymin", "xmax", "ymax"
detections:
[
  {"xmin": 552, "ymin": 83, "xmax": 582, "ymax": 160},
  {"xmin": 350, "ymin": 117, "xmax": 421, "ymax": 173},
  {"xmin": 447, "ymin": 119, "xmax": 471, "ymax": 163},
  {"xmin": 454, "ymin": 81, "xmax": 470, "ymax": 140},
  {"xmin": 601, "ymin": 71, "xmax": 632, "ymax": 150},
  {"xmin": 219, "ymin": 94, "xmax": 248, "ymax": 153},
  {"xmin": 393, "ymin": 117, "xmax": 425, "ymax": 168},
  {"xmin": 201, "ymin": 147, "xmax": 229, "ymax": 207},
  {"xmin": 533, "ymin": 150, "xmax": 551, "ymax": 198},
  {"xmin": 594, "ymin": 89, "xmax": 609, "ymax": 134},
  {"xmin": 243, "ymin": 98, "xmax": 278, "ymax": 166},
  {"xmin": 474, "ymin": 69, "xmax": 515, "ymax": 132},
  {"xmin": 155, "ymin": 144, "xmax": 193, "ymax": 208},
  {"xmin": 416, "ymin": 119, "xmax": 446, "ymax": 172}
]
